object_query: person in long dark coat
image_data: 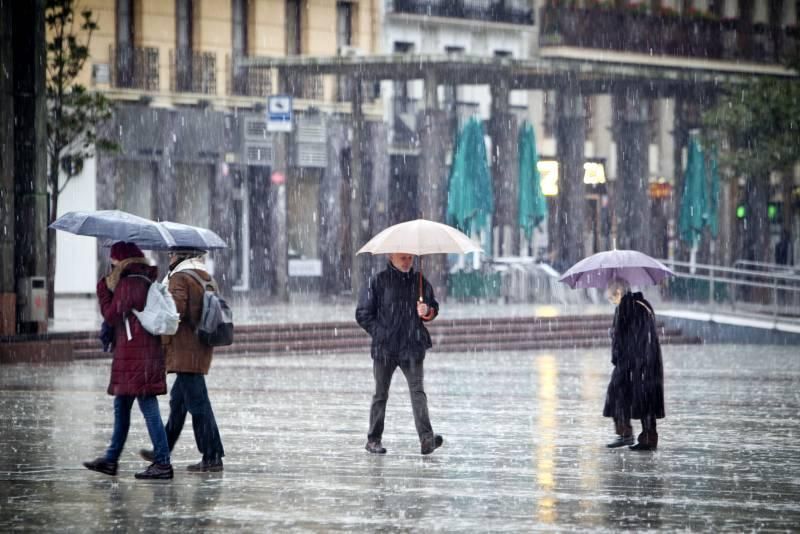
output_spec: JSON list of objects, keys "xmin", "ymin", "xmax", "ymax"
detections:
[
  {"xmin": 603, "ymin": 278, "xmax": 665, "ymax": 451},
  {"xmin": 356, "ymin": 252, "xmax": 443, "ymax": 455},
  {"xmin": 83, "ymin": 242, "xmax": 173, "ymax": 479}
]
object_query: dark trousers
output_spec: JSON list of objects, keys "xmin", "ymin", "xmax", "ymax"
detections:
[
  {"xmin": 368, "ymin": 357, "xmax": 434, "ymax": 443},
  {"xmin": 165, "ymin": 373, "xmax": 225, "ymax": 461},
  {"xmin": 615, "ymin": 416, "xmax": 658, "ymax": 442}
]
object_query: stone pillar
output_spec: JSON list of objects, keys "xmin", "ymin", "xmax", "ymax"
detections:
[
  {"xmin": 320, "ymin": 119, "xmax": 348, "ymax": 296},
  {"xmin": 211, "ymin": 161, "xmax": 234, "ymax": 294},
  {"xmin": 95, "ymin": 146, "xmax": 118, "ymax": 279},
  {"xmin": 489, "ymin": 76, "xmax": 520, "ymax": 256},
  {"xmin": 268, "ymin": 68, "xmax": 289, "ymax": 301},
  {"xmin": 13, "ymin": 0, "xmax": 48, "ymax": 332},
  {"xmin": 368, "ymin": 120, "xmax": 390, "ymax": 276},
  {"xmin": 417, "ymin": 69, "xmax": 449, "ymax": 298},
  {"xmin": 0, "ymin": 0, "xmax": 15, "ymax": 334},
  {"xmin": 349, "ymin": 78, "xmax": 368, "ymax": 299},
  {"xmin": 555, "ymin": 87, "xmax": 587, "ymax": 269},
  {"xmin": 152, "ymin": 110, "xmax": 177, "ymax": 276},
  {"xmin": 248, "ymin": 166, "xmax": 272, "ymax": 293},
  {"xmin": 268, "ymin": 176, "xmax": 288, "ymax": 301},
  {"xmin": 614, "ymin": 85, "xmax": 651, "ymax": 255}
]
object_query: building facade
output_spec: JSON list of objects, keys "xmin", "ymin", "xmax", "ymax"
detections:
[
  {"xmin": 56, "ymin": 0, "xmax": 799, "ymax": 298},
  {"xmin": 57, "ymin": 0, "xmax": 385, "ymax": 296}
]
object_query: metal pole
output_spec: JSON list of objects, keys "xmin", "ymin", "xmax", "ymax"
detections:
[{"xmin": 708, "ymin": 240, "xmax": 715, "ymax": 306}]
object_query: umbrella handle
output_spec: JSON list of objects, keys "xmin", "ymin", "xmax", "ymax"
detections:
[{"xmin": 418, "ymin": 257, "xmax": 423, "ymax": 302}]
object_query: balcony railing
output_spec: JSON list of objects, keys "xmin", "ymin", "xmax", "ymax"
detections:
[
  {"xmin": 390, "ymin": 0, "xmax": 533, "ymax": 25},
  {"xmin": 539, "ymin": 6, "xmax": 798, "ymax": 64},
  {"xmin": 170, "ymin": 48, "xmax": 217, "ymax": 94},
  {"xmin": 109, "ymin": 45, "xmax": 159, "ymax": 90},
  {"xmin": 286, "ymin": 74, "xmax": 324, "ymax": 100},
  {"xmin": 227, "ymin": 55, "xmax": 272, "ymax": 97}
]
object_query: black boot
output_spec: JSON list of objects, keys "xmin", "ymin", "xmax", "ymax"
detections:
[
  {"xmin": 135, "ymin": 463, "xmax": 174, "ymax": 480},
  {"xmin": 187, "ymin": 458, "xmax": 224, "ymax": 472},
  {"xmin": 631, "ymin": 417, "xmax": 659, "ymax": 451},
  {"xmin": 83, "ymin": 457, "xmax": 118, "ymax": 476}
]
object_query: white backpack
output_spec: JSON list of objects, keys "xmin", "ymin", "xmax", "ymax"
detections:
[{"xmin": 127, "ymin": 275, "xmax": 180, "ymax": 337}]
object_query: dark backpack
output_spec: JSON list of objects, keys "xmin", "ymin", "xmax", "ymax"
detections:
[{"xmin": 178, "ymin": 270, "xmax": 234, "ymax": 347}]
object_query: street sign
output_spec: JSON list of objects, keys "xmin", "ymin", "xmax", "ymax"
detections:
[{"xmin": 267, "ymin": 95, "xmax": 293, "ymax": 132}]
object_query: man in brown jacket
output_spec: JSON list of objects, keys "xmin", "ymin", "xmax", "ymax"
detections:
[{"xmin": 140, "ymin": 248, "xmax": 225, "ymax": 472}]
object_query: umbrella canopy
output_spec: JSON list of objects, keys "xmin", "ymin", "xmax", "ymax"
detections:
[
  {"xmin": 51, "ymin": 210, "xmax": 227, "ymax": 250},
  {"xmin": 678, "ymin": 136, "xmax": 707, "ymax": 246},
  {"xmin": 559, "ymin": 249, "xmax": 674, "ymax": 289},
  {"xmin": 137, "ymin": 220, "xmax": 227, "ymax": 251},
  {"xmin": 518, "ymin": 121, "xmax": 548, "ymax": 240},
  {"xmin": 50, "ymin": 210, "xmax": 173, "ymax": 246},
  {"xmin": 357, "ymin": 219, "xmax": 481, "ymax": 256},
  {"xmin": 446, "ymin": 117, "xmax": 493, "ymax": 238}
]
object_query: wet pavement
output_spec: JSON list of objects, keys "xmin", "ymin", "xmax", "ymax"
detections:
[{"xmin": 1, "ymin": 344, "xmax": 799, "ymax": 531}]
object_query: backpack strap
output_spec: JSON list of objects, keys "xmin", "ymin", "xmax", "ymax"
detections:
[
  {"xmin": 175, "ymin": 269, "xmax": 218, "ymax": 292},
  {"xmin": 126, "ymin": 273, "xmax": 152, "ymax": 285}
]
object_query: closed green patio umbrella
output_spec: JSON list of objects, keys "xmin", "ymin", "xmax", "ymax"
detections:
[
  {"xmin": 518, "ymin": 121, "xmax": 547, "ymax": 240},
  {"xmin": 678, "ymin": 136, "xmax": 707, "ymax": 247},
  {"xmin": 446, "ymin": 117, "xmax": 493, "ymax": 254}
]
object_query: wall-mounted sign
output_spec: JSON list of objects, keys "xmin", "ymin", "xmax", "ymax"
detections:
[{"xmin": 267, "ymin": 95, "xmax": 293, "ymax": 132}]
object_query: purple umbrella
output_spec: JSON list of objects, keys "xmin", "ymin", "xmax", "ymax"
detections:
[{"xmin": 559, "ymin": 249, "xmax": 674, "ymax": 289}]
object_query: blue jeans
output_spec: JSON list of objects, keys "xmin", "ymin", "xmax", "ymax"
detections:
[
  {"xmin": 164, "ymin": 373, "xmax": 225, "ymax": 461},
  {"xmin": 105, "ymin": 395, "xmax": 170, "ymax": 465}
]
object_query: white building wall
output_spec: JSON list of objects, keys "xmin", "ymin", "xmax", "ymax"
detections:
[
  {"xmin": 55, "ymin": 157, "xmax": 97, "ymax": 294},
  {"xmin": 383, "ymin": 16, "xmax": 534, "ymax": 121}
]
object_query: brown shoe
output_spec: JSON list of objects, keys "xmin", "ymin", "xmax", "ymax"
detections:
[
  {"xmin": 421, "ymin": 435, "xmax": 443, "ymax": 455},
  {"xmin": 365, "ymin": 441, "xmax": 387, "ymax": 454},
  {"xmin": 187, "ymin": 458, "xmax": 224, "ymax": 472}
]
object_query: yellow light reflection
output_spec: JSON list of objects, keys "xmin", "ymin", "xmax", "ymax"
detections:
[
  {"xmin": 535, "ymin": 354, "xmax": 558, "ymax": 524},
  {"xmin": 537, "ymin": 161, "xmax": 559, "ymax": 197},
  {"xmin": 578, "ymin": 355, "xmax": 601, "ymax": 521},
  {"xmin": 583, "ymin": 162, "xmax": 606, "ymax": 185},
  {"xmin": 534, "ymin": 305, "xmax": 559, "ymax": 318},
  {"xmin": 536, "ymin": 160, "xmax": 607, "ymax": 197}
]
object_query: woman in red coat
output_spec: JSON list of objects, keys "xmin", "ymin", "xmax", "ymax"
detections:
[{"xmin": 83, "ymin": 242, "xmax": 173, "ymax": 479}]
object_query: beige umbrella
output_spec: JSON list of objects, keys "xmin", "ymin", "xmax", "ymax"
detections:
[{"xmin": 357, "ymin": 218, "xmax": 482, "ymax": 300}]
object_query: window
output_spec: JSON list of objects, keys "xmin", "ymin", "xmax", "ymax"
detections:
[
  {"xmin": 336, "ymin": 1, "xmax": 353, "ymax": 49},
  {"xmin": 232, "ymin": 0, "xmax": 249, "ymax": 94},
  {"xmin": 232, "ymin": 0, "xmax": 248, "ymax": 58},
  {"xmin": 175, "ymin": 0, "xmax": 194, "ymax": 91},
  {"xmin": 116, "ymin": 0, "xmax": 135, "ymax": 86},
  {"xmin": 286, "ymin": 0, "xmax": 302, "ymax": 55},
  {"xmin": 176, "ymin": 0, "xmax": 193, "ymax": 52},
  {"xmin": 494, "ymin": 50, "xmax": 513, "ymax": 58}
]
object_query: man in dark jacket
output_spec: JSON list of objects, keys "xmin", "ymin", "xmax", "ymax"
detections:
[
  {"xmin": 603, "ymin": 279, "xmax": 665, "ymax": 451},
  {"xmin": 140, "ymin": 248, "xmax": 225, "ymax": 472},
  {"xmin": 356, "ymin": 253, "xmax": 443, "ymax": 455}
]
